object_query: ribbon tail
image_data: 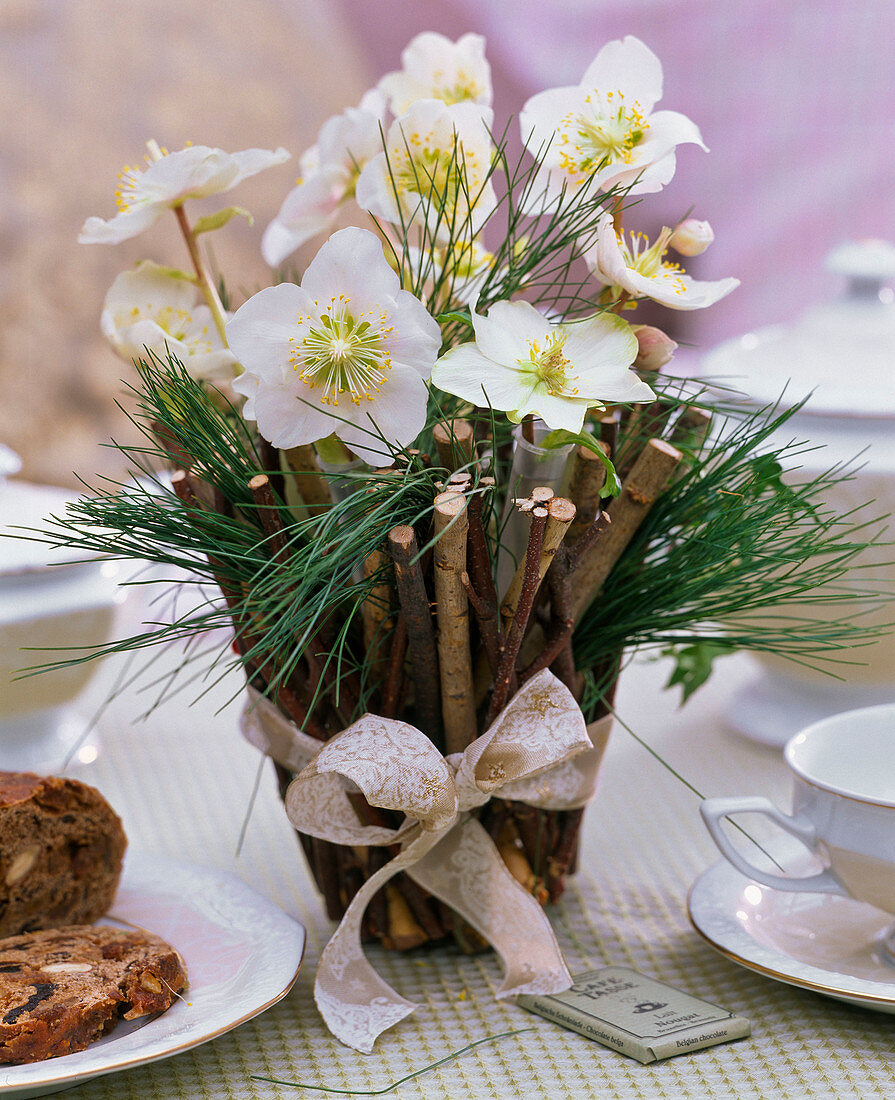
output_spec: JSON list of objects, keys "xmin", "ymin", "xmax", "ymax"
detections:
[
  {"xmin": 408, "ymin": 817, "xmax": 573, "ymax": 999},
  {"xmin": 313, "ymin": 833, "xmax": 438, "ymax": 1053}
]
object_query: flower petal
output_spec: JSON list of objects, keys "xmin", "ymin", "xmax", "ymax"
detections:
[
  {"xmin": 632, "ymin": 272, "xmax": 741, "ymax": 311},
  {"xmin": 262, "ymin": 165, "xmax": 350, "ymax": 265},
  {"xmin": 472, "ymin": 300, "xmax": 550, "ymax": 364},
  {"xmin": 580, "ymin": 36, "xmax": 664, "ymax": 114},
  {"xmin": 78, "ymin": 204, "xmax": 163, "ymax": 244},
  {"xmin": 229, "ymin": 146, "xmax": 291, "ymax": 187},
  {"xmin": 336, "ymin": 368, "xmax": 431, "ymax": 465},
  {"xmin": 226, "ymin": 282, "xmax": 314, "ymax": 381},
  {"xmin": 560, "ymin": 312, "xmax": 638, "ymax": 372},
  {"xmin": 237, "ymin": 371, "xmax": 337, "ymax": 449},
  {"xmin": 516, "ymin": 389, "xmax": 591, "ymax": 434},
  {"xmin": 519, "ymin": 85, "xmax": 581, "ymax": 161},
  {"xmin": 102, "ymin": 261, "xmax": 197, "ymax": 316},
  {"xmin": 433, "ymin": 343, "xmax": 533, "ymax": 411},
  {"xmin": 379, "ymin": 31, "xmax": 492, "ymax": 114},
  {"xmin": 300, "ymin": 227, "xmax": 401, "ymax": 307}
]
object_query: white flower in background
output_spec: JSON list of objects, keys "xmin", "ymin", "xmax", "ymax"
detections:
[
  {"xmin": 432, "ymin": 300, "xmax": 653, "ymax": 433},
  {"xmin": 79, "ymin": 143, "xmax": 290, "ymax": 245},
  {"xmin": 404, "ymin": 239, "xmax": 497, "ymax": 307},
  {"xmin": 669, "ymin": 217, "xmax": 714, "ymax": 256},
  {"xmin": 520, "ymin": 36, "xmax": 704, "ymax": 202},
  {"xmin": 445, "ymin": 239, "xmax": 498, "ymax": 305},
  {"xmin": 101, "ymin": 261, "xmax": 238, "ymax": 383},
  {"xmin": 262, "ymin": 92, "xmax": 386, "ymax": 267},
  {"xmin": 585, "ymin": 212, "xmax": 739, "ymax": 310},
  {"xmin": 226, "ymin": 227, "xmax": 441, "ymax": 465},
  {"xmin": 378, "ymin": 32, "xmax": 493, "ymax": 115},
  {"xmin": 355, "ymin": 99, "xmax": 496, "ymax": 242}
]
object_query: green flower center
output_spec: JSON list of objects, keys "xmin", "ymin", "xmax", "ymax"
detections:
[
  {"xmin": 129, "ymin": 303, "xmax": 213, "ymax": 355},
  {"xmin": 434, "ymin": 71, "xmax": 484, "ymax": 106},
  {"xmin": 290, "ymin": 296, "xmax": 393, "ymax": 407},
  {"xmin": 393, "ymin": 131, "xmax": 484, "ymax": 219},
  {"xmin": 519, "ymin": 332, "xmax": 580, "ymax": 397},
  {"xmin": 619, "ymin": 229, "xmax": 687, "ymax": 296},
  {"xmin": 558, "ymin": 90, "xmax": 649, "ymax": 180}
]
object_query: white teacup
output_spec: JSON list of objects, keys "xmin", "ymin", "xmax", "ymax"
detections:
[{"xmin": 701, "ymin": 703, "xmax": 895, "ymax": 914}]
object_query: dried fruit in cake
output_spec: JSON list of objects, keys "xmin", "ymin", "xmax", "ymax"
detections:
[
  {"xmin": 0, "ymin": 772, "xmax": 127, "ymax": 937},
  {"xmin": 0, "ymin": 924, "xmax": 187, "ymax": 1064}
]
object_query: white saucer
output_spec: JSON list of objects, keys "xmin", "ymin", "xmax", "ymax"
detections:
[
  {"xmin": 688, "ymin": 841, "xmax": 895, "ymax": 1012},
  {"xmin": 0, "ymin": 851, "xmax": 306, "ymax": 1098}
]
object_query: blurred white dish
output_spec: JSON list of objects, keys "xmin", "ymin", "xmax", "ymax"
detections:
[
  {"xmin": 703, "ymin": 241, "xmax": 895, "ymax": 745},
  {"xmin": 689, "ymin": 837, "xmax": 895, "ymax": 1013},
  {"xmin": 0, "ymin": 852, "xmax": 306, "ymax": 1098},
  {"xmin": 0, "ymin": 471, "xmax": 123, "ymax": 771}
]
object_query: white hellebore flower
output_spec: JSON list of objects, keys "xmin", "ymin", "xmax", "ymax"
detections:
[
  {"xmin": 79, "ymin": 143, "xmax": 290, "ymax": 245},
  {"xmin": 227, "ymin": 227, "xmax": 441, "ymax": 465},
  {"xmin": 378, "ymin": 32, "xmax": 493, "ymax": 115},
  {"xmin": 262, "ymin": 91, "xmax": 386, "ymax": 267},
  {"xmin": 355, "ymin": 99, "xmax": 496, "ymax": 242},
  {"xmin": 101, "ymin": 261, "xmax": 238, "ymax": 384},
  {"xmin": 520, "ymin": 36, "xmax": 704, "ymax": 201},
  {"xmin": 586, "ymin": 211, "xmax": 739, "ymax": 310},
  {"xmin": 432, "ymin": 300, "xmax": 654, "ymax": 434}
]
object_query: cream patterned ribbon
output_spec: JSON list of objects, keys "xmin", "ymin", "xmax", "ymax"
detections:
[{"xmin": 240, "ymin": 668, "xmax": 612, "ymax": 1052}]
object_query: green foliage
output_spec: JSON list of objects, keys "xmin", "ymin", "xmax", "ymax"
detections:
[
  {"xmin": 662, "ymin": 641, "xmax": 730, "ymax": 704},
  {"xmin": 575, "ymin": 395, "xmax": 892, "ymax": 719},
  {"xmin": 371, "ymin": 122, "xmax": 627, "ymax": 352}
]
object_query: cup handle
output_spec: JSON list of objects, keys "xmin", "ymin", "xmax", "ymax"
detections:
[{"xmin": 700, "ymin": 796, "xmax": 849, "ymax": 896}]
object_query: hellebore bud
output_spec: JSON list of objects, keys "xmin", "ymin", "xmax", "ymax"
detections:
[
  {"xmin": 633, "ymin": 325, "xmax": 678, "ymax": 371},
  {"xmin": 670, "ymin": 218, "xmax": 714, "ymax": 257}
]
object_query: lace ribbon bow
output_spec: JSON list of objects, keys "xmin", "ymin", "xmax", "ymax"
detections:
[{"xmin": 241, "ymin": 668, "xmax": 611, "ymax": 1052}]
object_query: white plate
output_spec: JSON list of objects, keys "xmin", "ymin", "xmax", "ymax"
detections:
[
  {"xmin": 0, "ymin": 852, "xmax": 306, "ymax": 1098},
  {"xmin": 689, "ymin": 840, "xmax": 895, "ymax": 1012}
]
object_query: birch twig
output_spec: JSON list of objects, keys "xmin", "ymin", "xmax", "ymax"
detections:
[
  {"xmin": 362, "ymin": 547, "xmax": 393, "ymax": 681},
  {"xmin": 487, "ymin": 504, "xmax": 548, "ymax": 724},
  {"xmin": 433, "ymin": 491, "xmax": 477, "ymax": 754},
  {"xmin": 500, "ymin": 497, "xmax": 576, "ymax": 636},
  {"xmin": 566, "ymin": 444, "xmax": 608, "ymax": 543}
]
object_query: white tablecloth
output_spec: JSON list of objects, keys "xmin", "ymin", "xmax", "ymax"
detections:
[{"xmin": 43, "ymin": 641, "xmax": 895, "ymax": 1099}]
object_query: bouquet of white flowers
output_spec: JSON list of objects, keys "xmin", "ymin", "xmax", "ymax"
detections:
[{"xmin": 35, "ymin": 30, "xmax": 886, "ymax": 1050}]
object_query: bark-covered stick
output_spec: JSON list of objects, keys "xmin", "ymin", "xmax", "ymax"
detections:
[
  {"xmin": 256, "ymin": 437, "xmax": 285, "ymax": 502},
  {"xmin": 379, "ymin": 613, "xmax": 407, "ymax": 719},
  {"xmin": 362, "ymin": 547, "xmax": 393, "ymax": 681},
  {"xmin": 566, "ymin": 444, "xmax": 609, "ymax": 543},
  {"xmin": 670, "ymin": 405, "xmax": 713, "ymax": 448},
  {"xmin": 600, "ymin": 413, "xmax": 619, "ymax": 457},
  {"xmin": 500, "ymin": 496, "xmax": 576, "ymax": 636},
  {"xmin": 387, "ymin": 525, "xmax": 443, "ymax": 745},
  {"xmin": 571, "ymin": 439, "xmax": 683, "ymax": 623},
  {"xmin": 433, "ymin": 418, "xmax": 475, "ymax": 473},
  {"xmin": 248, "ymin": 474, "xmax": 289, "ymax": 564},
  {"xmin": 283, "ymin": 443, "xmax": 332, "ymax": 515},
  {"xmin": 433, "ymin": 490, "xmax": 477, "ymax": 754},
  {"xmin": 487, "ymin": 505, "xmax": 548, "ymax": 724}
]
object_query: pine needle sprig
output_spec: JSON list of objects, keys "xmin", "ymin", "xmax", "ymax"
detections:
[{"xmin": 574, "ymin": 399, "xmax": 893, "ymax": 709}]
